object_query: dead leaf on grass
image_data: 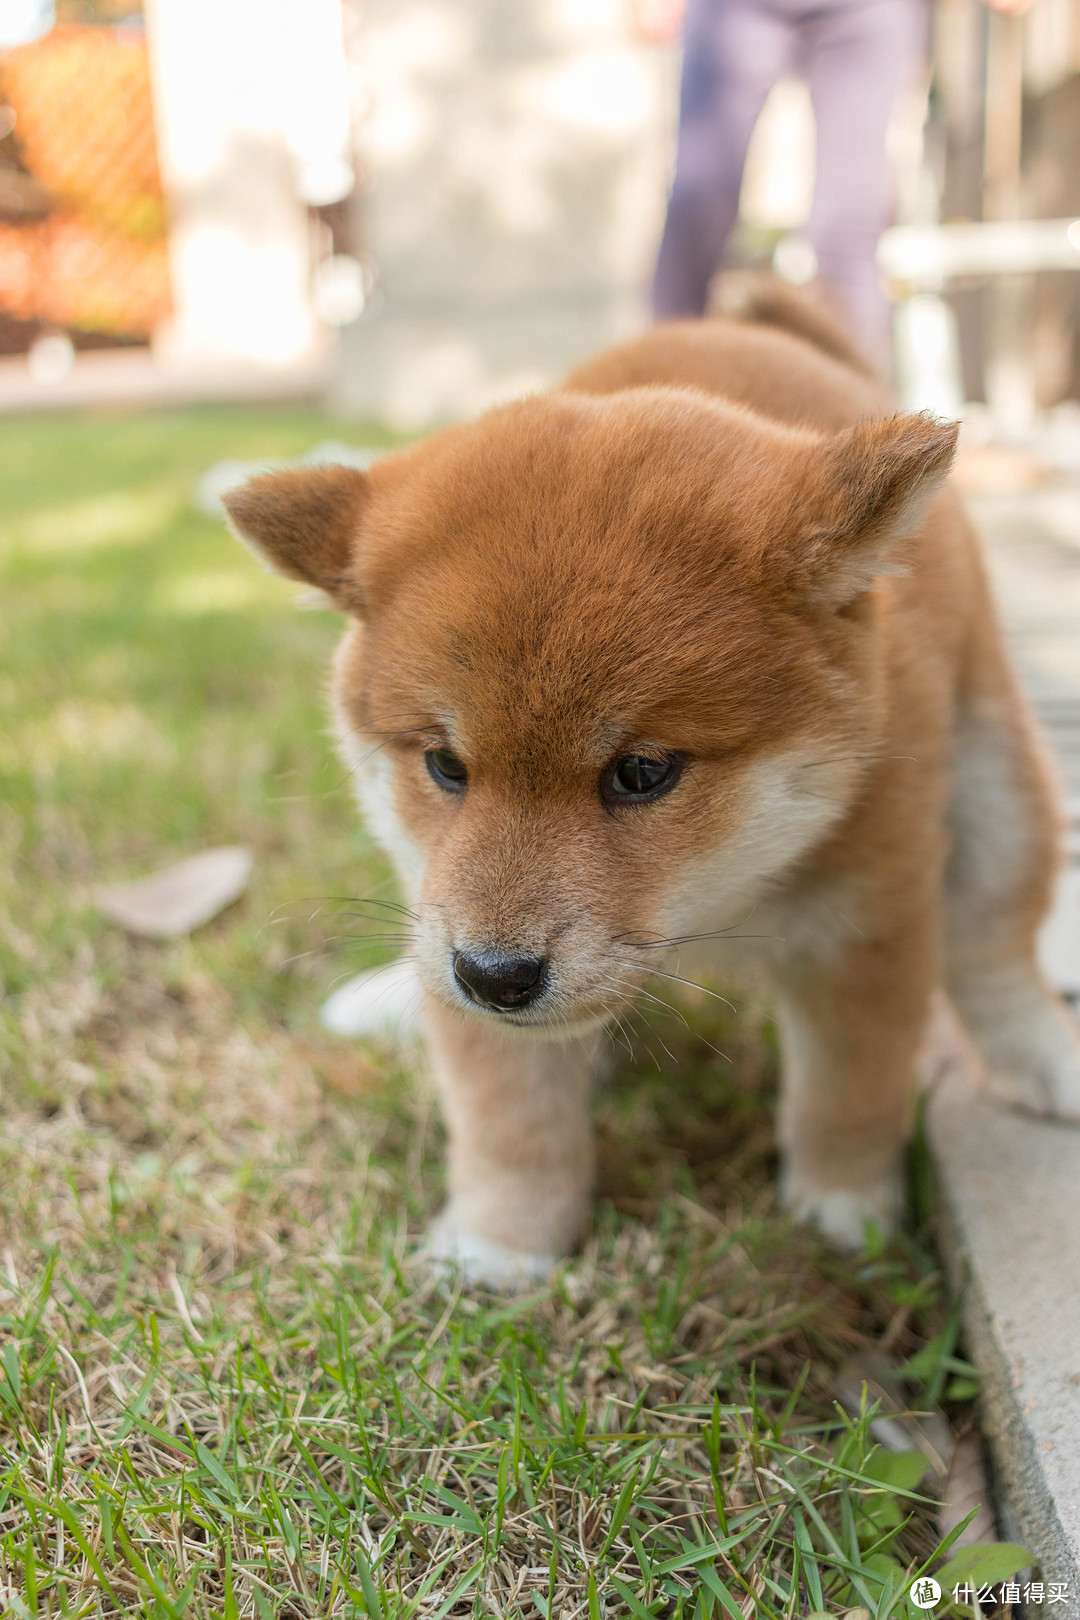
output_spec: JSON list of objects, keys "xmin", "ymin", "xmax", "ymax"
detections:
[
  {"xmin": 940, "ymin": 1429, "xmax": 998, "ymax": 1545},
  {"xmin": 834, "ymin": 1350, "xmax": 999, "ymax": 1545},
  {"xmin": 833, "ymin": 1348, "xmax": 953, "ymax": 1477},
  {"xmin": 94, "ymin": 846, "xmax": 253, "ymax": 939}
]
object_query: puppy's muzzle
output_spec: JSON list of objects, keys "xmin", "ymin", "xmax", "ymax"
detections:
[{"xmin": 453, "ymin": 948, "xmax": 548, "ymax": 1012}]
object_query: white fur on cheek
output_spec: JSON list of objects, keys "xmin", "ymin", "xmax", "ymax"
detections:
[
  {"xmin": 664, "ymin": 746, "xmax": 863, "ymax": 940},
  {"xmin": 333, "ymin": 720, "xmax": 484, "ymax": 1021},
  {"xmin": 335, "ymin": 723, "xmax": 425, "ymax": 894}
]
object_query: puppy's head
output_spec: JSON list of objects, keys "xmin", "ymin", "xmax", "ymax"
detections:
[{"xmin": 226, "ymin": 389, "xmax": 955, "ymax": 1028}]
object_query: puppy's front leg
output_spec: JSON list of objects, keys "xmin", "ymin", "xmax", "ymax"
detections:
[
  {"xmin": 422, "ymin": 996, "xmax": 601, "ymax": 1289},
  {"xmin": 775, "ymin": 911, "xmax": 939, "ymax": 1249}
]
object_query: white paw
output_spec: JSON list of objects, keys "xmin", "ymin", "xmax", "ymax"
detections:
[
  {"xmin": 320, "ymin": 958, "xmax": 421, "ymax": 1041},
  {"xmin": 984, "ymin": 1053, "xmax": 1080, "ymax": 1121},
  {"xmin": 783, "ymin": 1173, "xmax": 903, "ymax": 1250},
  {"xmin": 423, "ymin": 1211, "xmax": 557, "ymax": 1292},
  {"xmin": 980, "ymin": 1000, "xmax": 1080, "ymax": 1122}
]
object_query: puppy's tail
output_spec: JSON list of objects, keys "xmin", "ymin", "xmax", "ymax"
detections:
[{"xmin": 712, "ymin": 271, "xmax": 879, "ymax": 380}]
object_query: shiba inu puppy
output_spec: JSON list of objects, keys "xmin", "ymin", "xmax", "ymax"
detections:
[{"xmin": 225, "ymin": 286, "xmax": 1080, "ymax": 1288}]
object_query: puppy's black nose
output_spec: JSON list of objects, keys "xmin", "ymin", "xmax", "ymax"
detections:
[{"xmin": 453, "ymin": 950, "xmax": 547, "ymax": 1011}]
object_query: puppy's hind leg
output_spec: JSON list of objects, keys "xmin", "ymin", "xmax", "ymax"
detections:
[
  {"xmin": 775, "ymin": 907, "xmax": 940, "ymax": 1250},
  {"xmin": 944, "ymin": 644, "xmax": 1080, "ymax": 1119}
]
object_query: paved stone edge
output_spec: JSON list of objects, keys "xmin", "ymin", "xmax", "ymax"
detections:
[{"xmin": 928, "ymin": 1057, "xmax": 1080, "ymax": 1612}]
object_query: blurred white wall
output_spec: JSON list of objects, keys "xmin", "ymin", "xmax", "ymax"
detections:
[
  {"xmin": 145, "ymin": 0, "xmax": 352, "ymax": 373},
  {"xmin": 139, "ymin": 0, "xmax": 825, "ymax": 420},
  {"xmin": 333, "ymin": 0, "xmax": 675, "ymax": 425},
  {"xmin": 0, "ymin": 0, "xmax": 53, "ymax": 49}
]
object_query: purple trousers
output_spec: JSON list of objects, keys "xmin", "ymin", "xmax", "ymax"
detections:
[{"xmin": 652, "ymin": 0, "xmax": 927, "ymax": 353}]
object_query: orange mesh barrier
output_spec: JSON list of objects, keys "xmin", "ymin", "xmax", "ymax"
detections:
[
  {"xmin": 0, "ymin": 24, "xmax": 170, "ymax": 340},
  {"xmin": 0, "ymin": 215, "xmax": 170, "ymax": 334}
]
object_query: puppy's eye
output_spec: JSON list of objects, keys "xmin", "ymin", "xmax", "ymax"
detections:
[
  {"xmin": 426, "ymin": 747, "xmax": 468, "ymax": 791},
  {"xmin": 602, "ymin": 752, "xmax": 683, "ymax": 808}
]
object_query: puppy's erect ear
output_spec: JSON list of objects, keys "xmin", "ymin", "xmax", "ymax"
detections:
[
  {"xmin": 795, "ymin": 414, "xmax": 958, "ymax": 606},
  {"xmin": 223, "ymin": 464, "xmax": 369, "ymax": 612}
]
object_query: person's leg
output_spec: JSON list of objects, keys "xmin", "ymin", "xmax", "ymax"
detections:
[
  {"xmin": 652, "ymin": 0, "xmax": 792, "ymax": 320},
  {"xmin": 803, "ymin": 0, "xmax": 928, "ymax": 357}
]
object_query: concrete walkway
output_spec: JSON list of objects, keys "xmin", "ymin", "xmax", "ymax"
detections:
[
  {"xmin": 929, "ymin": 482, "xmax": 1080, "ymax": 1599},
  {"xmin": 973, "ymin": 484, "xmax": 1080, "ymax": 789},
  {"xmin": 971, "ymin": 485, "xmax": 1080, "ymax": 995},
  {"xmin": 0, "ymin": 348, "xmax": 329, "ymax": 412}
]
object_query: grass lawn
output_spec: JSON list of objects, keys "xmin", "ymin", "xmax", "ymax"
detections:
[{"xmin": 0, "ymin": 404, "xmax": 1001, "ymax": 1618}]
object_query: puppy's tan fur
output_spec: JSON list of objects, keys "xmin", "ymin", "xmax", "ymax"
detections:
[{"xmin": 226, "ymin": 291, "xmax": 1080, "ymax": 1285}]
